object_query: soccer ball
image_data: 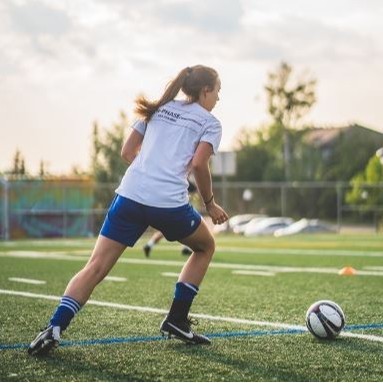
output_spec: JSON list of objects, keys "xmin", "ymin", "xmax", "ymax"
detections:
[{"xmin": 305, "ymin": 300, "xmax": 345, "ymax": 339}]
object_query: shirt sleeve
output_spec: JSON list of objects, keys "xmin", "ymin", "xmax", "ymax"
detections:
[
  {"xmin": 131, "ymin": 119, "xmax": 147, "ymax": 135},
  {"xmin": 200, "ymin": 121, "xmax": 222, "ymax": 154}
]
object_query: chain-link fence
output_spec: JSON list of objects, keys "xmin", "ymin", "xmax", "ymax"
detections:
[
  {"xmin": 213, "ymin": 181, "xmax": 383, "ymax": 233},
  {"xmin": 1, "ymin": 178, "xmax": 382, "ymax": 240}
]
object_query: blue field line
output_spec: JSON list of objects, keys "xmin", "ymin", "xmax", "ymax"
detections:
[
  {"xmin": 344, "ymin": 323, "xmax": 383, "ymax": 331},
  {"xmin": 1, "ymin": 323, "xmax": 382, "ymax": 351}
]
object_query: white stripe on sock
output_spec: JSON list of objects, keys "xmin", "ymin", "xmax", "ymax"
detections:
[
  {"xmin": 184, "ymin": 283, "xmax": 198, "ymax": 294},
  {"xmin": 61, "ymin": 298, "xmax": 81, "ymax": 313},
  {"xmin": 63, "ymin": 296, "xmax": 81, "ymax": 309},
  {"xmin": 61, "ymin": 297, "xmax": 81, "ymax": 311}
]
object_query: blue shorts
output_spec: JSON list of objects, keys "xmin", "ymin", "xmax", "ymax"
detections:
[{"xmin": 100, "ymin": 194, "xmax": 202, "ymax": 247}]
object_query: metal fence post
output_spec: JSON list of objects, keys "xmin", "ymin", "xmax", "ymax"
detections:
[
  {"xmin": 281, "ymin": 184, "xmax": 287, "ymax": 217},
  {"xmin": 1, "ymin": 177, "xmax": 10, "ymax": 240},
  {"xmin": 63, "ymin": 187, "xmax": 67, "ymax": 238},
  {"xmin": 336, "ymin": 183, "xmax": 342, "ymax": 233}
]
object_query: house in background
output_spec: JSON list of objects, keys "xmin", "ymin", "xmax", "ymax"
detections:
[{"xmin": 302, "ymin": 124, "xmax": 383, "ymax": 181}]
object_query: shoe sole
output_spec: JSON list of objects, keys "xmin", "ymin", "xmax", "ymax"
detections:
[
  {"xmin": 160, "ymin": 323, "xmax": 211, "ymax": 345},
  {"xmin": 160, "ymin": 329, "xmax": 196, "ymax": 344}
]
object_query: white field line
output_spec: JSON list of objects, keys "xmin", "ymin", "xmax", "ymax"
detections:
[
  {"xmin": 232, "ymin": 270, "xmax": 276, "ymax": 277},
  {"xmin": 341, "ymin": 332, "xmax": 383, "ymax": 343},
  {"xmin": 233, "ymin": 268, "xmax": 383, "ymax": 277},
  {"xmin": 104, "ymin": 276, "xmax": 127, "ymax": 282},
  {"xmin": 175, "ymin": 246, "xmax": 383, "ymax": 258},
  {"xmin": 8, "ymin": 277, "xmax": 46, "ymax": 285},
  {"xmin": 1, "ymin": 288, "xmax": 382, "ymax": 344},
  {"xmin": 161, "ymin": 272, "xmax": 179, "ymax": 277},
  {"xmin": 353, "ymin": 270, "xmax": 383, "ymax": 276},
  {"xmin": 363, "ymin": 266, "xmax": 383, "ymax": 271},
  {"xmin": 0, "ymin": 240, "xmax": 94, "ymax": 247},
  {"xmin": 2, "ymin": 251, "xmax": 383, "ymax": 276},
  {"xmin": 3, "ymin": 244, "xmax": 383, "ymax": 258}
]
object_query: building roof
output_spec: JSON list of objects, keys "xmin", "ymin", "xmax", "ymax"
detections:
[
  {"xmin": 303, "ymin": 125, "xmax": 383, "ymax": 148},
  {"xmin": 304, "ymin": 127, "xmax": 345, "ymax": 148}
]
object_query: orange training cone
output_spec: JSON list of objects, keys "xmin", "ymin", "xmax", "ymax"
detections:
[{"xmin": 338, "ymin": 266, "xmax": 357, "ymax": 276}]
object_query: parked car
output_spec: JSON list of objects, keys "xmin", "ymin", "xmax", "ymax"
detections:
[
  {"xmin": 232, "ymin": 214, "xmax": 267, "ymax": 234},
  {"xmin": 213, "ymin": 214, "xmax": 263, "ymax": 234},
  {"xmin": 244, "ymin": 217, "xmax": 294, "ymax": 236},
  {"xmin": 274, "ymin": 218, "xmax": 335, "ymax": 237}
]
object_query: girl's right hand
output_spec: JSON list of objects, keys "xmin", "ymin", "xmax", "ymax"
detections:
[{"xmin": 206, "ymin": 201, "xmax": 229, "ymax": 225}]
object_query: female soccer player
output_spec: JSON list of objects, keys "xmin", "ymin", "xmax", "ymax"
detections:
[{"xmin": 28, "ymin": 65, "xmax": 229, "ymax": 355}]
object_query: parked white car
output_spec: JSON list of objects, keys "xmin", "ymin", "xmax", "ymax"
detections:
[
  {"xmin": 274, "ymin": 218, "xmax": 335, "ymax": 237},
  {"xmin": 244, "ymin": 217, "xmax": 294, "ymax": 236},
  {"xmin": 213, "ymin": 214, "xmax": 262, "ymax": 234},
  {"xmin": 232, "ymin": 214, "xmax": 267, "ymax": 234}
]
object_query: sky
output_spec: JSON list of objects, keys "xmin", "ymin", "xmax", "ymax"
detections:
[{"xmin": 1, "ymin": 0, "xmax": 383, "ymax": 174}]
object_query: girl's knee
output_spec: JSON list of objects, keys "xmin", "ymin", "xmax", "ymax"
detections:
[
  {"xmin": 209, "ymin": 235, "xmax": 216, "ymax": 253},
  {"xmin": 84, "ymin": 260, "xmax": 108, "ymax": 282},
  {"xmin": 204, "ymin": 235, "xmax": 215, "ymax": 258}
]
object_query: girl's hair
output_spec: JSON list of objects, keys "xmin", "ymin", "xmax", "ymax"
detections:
[{"xmin": 135, "ymin": 65, "xmax": 218, "ymax": 122}]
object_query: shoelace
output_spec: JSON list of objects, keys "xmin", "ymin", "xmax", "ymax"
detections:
[{"xmin": 186, "ymin": 317, "xmax": 199, "ymax": 327}]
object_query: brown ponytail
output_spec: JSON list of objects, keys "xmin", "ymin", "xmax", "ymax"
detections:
[{"xmin": 135, "ymin": 65, "xmax": 218, "ymax": 122}]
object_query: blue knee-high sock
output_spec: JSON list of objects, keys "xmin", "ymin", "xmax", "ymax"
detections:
[
  {"xmin": 174, "ymin": 282, "xmax": 199, "ymax": 301},
  {"xmin": 50, "ymin": 296, "xmax": 82, "ymax": 331},
  {"xmin": 168, "ymin": 282, "xmax": 199, "ymax": 321}
]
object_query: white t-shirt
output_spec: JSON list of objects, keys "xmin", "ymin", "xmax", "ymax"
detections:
[{"xmin": 116, "ymin": 100, "xmax": 222, "ymax": 207}]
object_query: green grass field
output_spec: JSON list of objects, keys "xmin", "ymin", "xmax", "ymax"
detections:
[{"xmin": 1, "ymin": 233, "xmax": 382, "ymax": 381}]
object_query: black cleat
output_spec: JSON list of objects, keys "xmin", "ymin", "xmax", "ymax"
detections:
[
  {"xmin": 181, "ymin": 247, "xmax": 193, "ymax": 256},
  {"xmin": 28, "ymin": 325, "xmax": 60, "ymax": 356},
  {"xmin": 160, "ymin": 316, "xmax": 211, "ymax": 345},
  {"xmin": 143, "ymin": 244, "xmax": 151, "ymax": 258}
]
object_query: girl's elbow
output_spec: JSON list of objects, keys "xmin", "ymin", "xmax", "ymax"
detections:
[
  {"xmin": 191, "ymin": 160, "xmax": 206, "ymax": 173},
  {"xmin": 121, "ymin": 150, "xmax": 133, "ymax": 164},
  {"xmin": 121, "ymin": 149, "xmax": 128, "ymax": 161}
]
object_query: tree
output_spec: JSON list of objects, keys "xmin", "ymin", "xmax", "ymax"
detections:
[
  {"xmin": 320, "ymin": 125, "xmax": 383, "ymax": 181},
  {"xmin": 265, "ymin": 62, "xmax": 316, "ymax": 180},
  {"xmin": 11, "ymin": 149, "xmax": 27, "ymax": 176},
  {"xmin": 346, "ymin": 154, "xmax": 383, "ymax": 206},
  {"xmin": 233, "ymin": 122, "xmax": 312, "ymax": 182},
  {"xmin": 39, "ymin": 160, "xmax": 47, "ymax": 177},
  {"xmin": 233, "ymin": 126, "xmax": 271, "ymax": 181},
  {"xmin": 345, "ymin": 152, "xmax": 383, "ymax": 230},
  {"xmin": 91, "ymin": 111, "xmax": 130, "ymax": 229},
  {"xmin": 91, "ymin": 111, "xmax": 129, "ymax": 184}
]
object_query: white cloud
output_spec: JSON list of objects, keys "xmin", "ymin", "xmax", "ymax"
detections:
[
  {"xmin": 0, "ymin": 0, "xmax": 383, "ymax": 173},
  {"xmin": 7, "ymin": 0, "xmax": 71, "ymax": 36}
]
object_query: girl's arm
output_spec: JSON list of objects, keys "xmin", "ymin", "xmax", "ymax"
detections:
[
  {"xmin": 121, "ymin": 129, "xmax": 144, "ymax": 164},
  {"xmin": 191, "ymin": 142, "xmax": 229, "ymax": 225}
]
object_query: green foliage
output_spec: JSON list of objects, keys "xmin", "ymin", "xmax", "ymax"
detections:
[
  {"xmin": 321, "ymin": 126, "xmax": 382, "ymax": 181},
  {"xmin": 234, "ymin": 126, "xmax": 272, "ymax": 181},
  {"xmin": 265, "ymin": 62, "xmax": 317, "ymax": 180},
  {"xmin": 346, "ymin": 155, "xmax": 383, "ymax": 206},
  {"xmin": 90, "ymin": 112, "xmax": 129, "ymax": 227},
  {"xmin": 265, "ymin": 62, "xmax": 316, "ymax": 129},
  {"xmin": 91, "ymin": 111, "xmax": 129, "ymax": 184},
  {"xmin": 234, "ymin": 123, "xmax": 314, "ymax": 182},
  {"xmin": 39, "ymin": 160, "xmax": 46, "ymax": 177},
  {"xmin": 10, "ymin": 149, "xmax": 27, "ymax": 176},
  {"xmin": 233, "ymin": 124, "xmax": 383, "ymax": 220}
]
